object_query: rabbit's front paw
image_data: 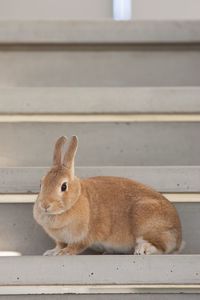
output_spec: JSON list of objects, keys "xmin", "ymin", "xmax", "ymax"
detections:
[
  {"xmin": 43, "ymin": 248, "xmax": 60, "ymax": 256},
  {"xmin": 56, "ymin": 248, "xmax": 72, "ymax": 256},
  {"xmin": 56, "ymin": 243, "xmax": 87, "ymax": 255}
]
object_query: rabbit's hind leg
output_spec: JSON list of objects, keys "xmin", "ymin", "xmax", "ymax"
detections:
[
  {"xmin": 134, "ymin": 230, "xmax": 179, "ymax": 255},
  {"xmin": 134, "ymin": 237, "xmax": 162, "ymax": 255}
]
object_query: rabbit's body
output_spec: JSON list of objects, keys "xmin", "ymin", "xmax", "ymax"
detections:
[
  {"xmin": 85, "ymin": 176, "xmax": 181, "ymax": 254},
  {"xmin": 33, "ymin": 136, "xmax": 182, "ymax": 256}
]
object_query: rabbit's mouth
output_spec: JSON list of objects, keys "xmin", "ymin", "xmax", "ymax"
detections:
[
  {"xmin": 43, "ymin": 207, "xmax": 66, "ymax": 215},
  {"xmin": 39, "ymin": 202, "xmax": 66, "ymax": 215},
  {"xmin": 47, "ymin": 210, "xmax": 65, "ymax": 216}
]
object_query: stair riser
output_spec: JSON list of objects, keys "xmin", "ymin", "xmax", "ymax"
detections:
[
  {"xmin": 0, "ymin": 45, "xmax": 200, "ymax": 87},
  {"xmin": 0, "ymin": 122, "xmax": 199, "ymax": 166}
]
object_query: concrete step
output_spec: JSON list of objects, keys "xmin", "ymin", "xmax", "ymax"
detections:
[
  {"xmin": 0, "ymin": 87, "xmax": 199, "ymax": 166},
  {"xmin": 1, "ymin": 20, "xmax": 200, "ymax": 43},
  {"xmin": 0, "ymin": 21, "xmax": 200, "ymax": 86},
  {"xmin": 0, "ymin": 166, "xmax": 198, "ymax": 193},
  {"xmin": 0, "ymin": 166, "xmax": 199, "ymax": 255},
  {"xmin": 0, "ymin": 256, "xmax": 200, "ymax": 298},
  {"xmin": 0, "ymin": 121, "xmax": 199, "ymax": 166},
  {"xmin": 0, "ymin": 166, "xmax": 199, "ymax": 298},
  {"xmin": 0, "ymin": 87, "xmax": 200, "ymax": 114}
]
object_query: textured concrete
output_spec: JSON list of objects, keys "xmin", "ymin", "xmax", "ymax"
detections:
[
  {"xmin": 0, "ymin": 44, "xmax": 200, "ymax": 87},
  {"xmin": 0, "ymin": 255, "xmax": 200, "ymax": 284},
  {"xmin": 0, "ymin": 166, "xmax": 199, "ymax": 193},
  {"xmin": 0, "ymin": 87, "xmax": 200, "ymax": 114},
  {"xmin": 0, "ymin": 21, "xmax": 200, "ymax": 86},
  {"xmin": 0, "ymin": 21, "xmax": 199, "ymax": 43}
]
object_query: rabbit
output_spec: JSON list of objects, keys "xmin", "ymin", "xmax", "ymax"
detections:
[{"xmin": 33, "ymin": 136, "xmax": 183, "ymax": 256}]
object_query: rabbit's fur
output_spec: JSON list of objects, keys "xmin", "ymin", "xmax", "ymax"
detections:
[{"xmin": 33, "ymin": 136, "xmax": 182, "ymax": 256}]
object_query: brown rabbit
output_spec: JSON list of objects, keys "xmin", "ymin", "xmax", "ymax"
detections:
[{"xmin": 33, "ymin": 136, "xmax": 182, "ymax": 256}]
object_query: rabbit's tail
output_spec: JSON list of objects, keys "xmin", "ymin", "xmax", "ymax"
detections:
[{"xmin": 174, "ymin": 240, "xmax": 186, "ymax": 254}]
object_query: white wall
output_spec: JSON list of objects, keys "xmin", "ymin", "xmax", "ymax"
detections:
[
  {"xmin": 0, "ymin": 0, "xmax": 112, "ymax": 20},
  {"xmin": 0, "ymin": 0, "xmax": 199, "ymax": 20},
  {"xmin": 132, "ymin": 0, "xmax": 200, "ymax": 20}
]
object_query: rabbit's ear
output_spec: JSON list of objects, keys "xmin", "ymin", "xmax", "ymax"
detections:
[
  {"xmin": 63, "ymin": 136, "xmax": 78, "ymax": 177},
  {"xmin": 53, "ymin": 136, "xmax": 67, "ymax": 166}
]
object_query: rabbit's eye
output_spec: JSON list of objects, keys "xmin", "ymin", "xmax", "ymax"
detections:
[{"xmin": 61, "ymin": 182, "xmax": 68, "ymax": 192}]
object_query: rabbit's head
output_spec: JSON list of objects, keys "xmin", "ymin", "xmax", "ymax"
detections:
[{"xmin": 37, "ymin": 136, "xmax": 81, "ymax": 215}]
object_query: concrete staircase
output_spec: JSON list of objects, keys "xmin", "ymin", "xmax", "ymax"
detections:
[
  {"xmin": 0, "ymin": 20, "xmax": 200, "ymax": 299},
  {"xmin": 0, "ymin": 87, "xmax": 200, "ymax": 167},
  {"xmin": 0, "ymin": 20, "xmax": 200, "ymax": 87}
]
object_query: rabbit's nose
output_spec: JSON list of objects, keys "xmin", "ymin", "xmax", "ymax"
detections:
[
  {"xmin": 41, "ymin": 203, "xmax": 51, "ymax": 212},
  {"xmin": 45, "ymin": 205, "xmax": 50, "ymax": 212}
]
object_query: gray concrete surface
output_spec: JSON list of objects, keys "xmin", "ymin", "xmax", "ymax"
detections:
[
  {"xmin": 0, "ymin": 21, "xmax": 199, "ymax": 44},
  {"xmin": 0, "ymin": 255, "xmax": 200, "ymax": 284},
  {"xmin": 0, "ymin": 122, "xmax": 199, "ymax": 166},
  {"xmin": 0, "ymin": 44, "xmax": 200, "ymax": 87},
  {"xmin": 0, "ymin": 87, "xmax": 200, "ymax": 114},
  {"xmin": 0, "ymin": 21, "xmax": 200, "ymax": 87}
]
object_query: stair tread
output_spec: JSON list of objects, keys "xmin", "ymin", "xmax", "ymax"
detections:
[
  {"xmin": 0, "ymin": 255, "xmax": 199, "ymax": 286},
  {"xmin": 0, "ymin": 20, "xmax": 200, "ymax": 44},
  {"xmin": 0, "ymin": 87, "xmax": 200, "ymax": 114},
  {"xmin": 0, "ymin": 166, "xmax": 199, "ymax": 193}
]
